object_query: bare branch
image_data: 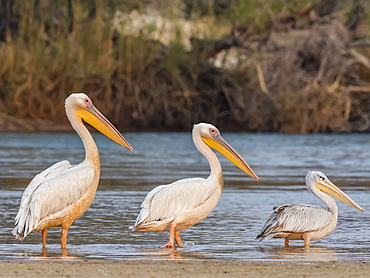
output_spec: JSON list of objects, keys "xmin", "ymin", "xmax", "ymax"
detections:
[
  {"xmin": 349, "ymin": 48, "xmax": 370, "ymax": 70},
  {"xmin": 352, "ymin": 40, "xmax": 370, "ymax": 48}
]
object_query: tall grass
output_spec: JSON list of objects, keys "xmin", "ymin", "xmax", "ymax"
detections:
[
  {"xmin": 1, "ymin": 0, "xmax": 232, "ymax": 130},
  {"xmin": 1, "ymin": 0, "xmax": 369, "ymax": 132}
]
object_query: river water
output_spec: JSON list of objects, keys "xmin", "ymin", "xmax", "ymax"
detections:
[{"xmin": 0, "ymin": 132, "xmax": 369, "ymax": 261}]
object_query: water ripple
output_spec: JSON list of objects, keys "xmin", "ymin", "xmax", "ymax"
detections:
[{"xmin": 1, "ymin": 133, "xmax": 370, "ymax": 261}]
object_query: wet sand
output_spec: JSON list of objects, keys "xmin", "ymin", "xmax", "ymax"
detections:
[{"xmin": 1, "ymin": 260, "xmax": 369, "ymax": 278}]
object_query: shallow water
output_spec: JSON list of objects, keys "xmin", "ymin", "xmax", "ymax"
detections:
[{"xmin": 0, "ymin": 132, "xmax": 370, "ymax": 261}]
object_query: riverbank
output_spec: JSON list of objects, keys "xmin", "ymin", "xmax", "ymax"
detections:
[
  {"xmin": 2, "ymin": 2, "xmax": 370, "ymax": 134},
  {"xmin": 1, "ymin": 260, "xmax": 369, "ymax": 278}
]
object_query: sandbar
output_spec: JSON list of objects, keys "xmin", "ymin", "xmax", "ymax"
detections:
[{"xmin": 1, "ymin": 259, "xmax": 369, "ymax": 278}]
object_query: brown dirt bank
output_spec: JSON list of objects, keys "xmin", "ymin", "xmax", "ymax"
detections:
[
  {"xmin": 1, "ymin": 1, "xmax": 370, "ymax": 134},
  {"xmin": 1, "ymin": 260, "xmax": 369, "ymax": 278}
]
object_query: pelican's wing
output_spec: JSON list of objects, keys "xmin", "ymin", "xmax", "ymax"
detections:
[
  {"xmin": 12, "ymin": 162, "xmax": 94, "ymax": 239},
  {"xmin": 256, "ymin": 204, "xmax": 333, "ymax": 240},
  {"xmin": 134, "ymin": 177, "xmax": 214, "ymax": 227},
  {"xmin": 14, "ymin": 160, "xmax": 72, "ymax": 221}
]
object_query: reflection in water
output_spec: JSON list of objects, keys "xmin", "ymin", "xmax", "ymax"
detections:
[
  {"xmin": 41, "ymin": 248, "xmax": 70, "ymax": 258},
  {"xmin": 136, "ymin": 246, "xmax": 209, "ymax": 260},
  {"xmin": 2, "ymin": 245, "xmax": 81, "ymax": 261},
  {"xmin": 153, "ymin": 248, "xmax": 184, "ymax": 259},
  {"xmin": 258, "ymin": 246, "xmax": 338, "ymax": 261},
  {"xmin": 142, "ymin": 248, "xmax": 185, "ymax": 259},
  {"xmin": 0, "ymin": 133, "xmax": 370, "ymax": 261}
]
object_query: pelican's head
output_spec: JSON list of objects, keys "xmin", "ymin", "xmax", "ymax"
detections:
[
  {"xmin": 193, "ymin": 123, "xmax": 260, "ymax": 181},
  {"xmin": 65, "ymin": 93, "xmax": 134, "ymax": 151},
  {"xmin": 306, "ymin": 171, "xmax": 364, "ymax": 212}
]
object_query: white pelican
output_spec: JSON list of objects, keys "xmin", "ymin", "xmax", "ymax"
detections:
[
  {"xmin": 12, "ymin": 93, "xmax": 133, "ymax": 249},
  {"xmin": 131, "ymin": 123, "xmax": 260, "ymax": 248},
  {"xmin": 256, "ymin": 171, "xmax": 364, "ymax": 247}
]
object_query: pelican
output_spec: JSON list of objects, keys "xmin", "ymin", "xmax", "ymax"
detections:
[
  {"xmin": 256, "ymin": 171, "xmax": 364, "ymax": 247},
  {"xmin": 131, "ymin": 123, "xmax": 260, "ymax": 248},
  {"xmin": 12, "ymin": 93, "xmax": 133, "ymax": 249}
]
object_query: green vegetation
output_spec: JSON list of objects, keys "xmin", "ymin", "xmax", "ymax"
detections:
[{"xmin": 1, "ymin": 0, "xmax": 370, "ymax": 133}]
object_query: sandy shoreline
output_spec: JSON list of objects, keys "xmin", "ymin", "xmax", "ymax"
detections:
[{"xmin": 1, "ymin": 259, "xmax": 369, "ymax": 278}]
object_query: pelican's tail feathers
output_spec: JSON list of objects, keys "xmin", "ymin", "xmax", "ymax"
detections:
[
  {"xmin": 255, "ymin": 233, "xmax": 263, "ymax": 241},
  {"xmin": 131, "ymin": 207, "xmax": 150, "ymax": 231},
  {"xmin": 12, "ymin": 208, "xmax": 34, "ymax": 241},
  {"xmin": 11, "ymin": 225, "xmax": 26, "ymax": 241},
  {"xmin": 255, "ymin": 232, "xmax": 275, "ymax": 241}
]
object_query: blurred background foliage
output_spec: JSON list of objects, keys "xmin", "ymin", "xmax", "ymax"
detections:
[{"xmin": 1, "ymin": 0, "xmax": 370, "ymax": 133}]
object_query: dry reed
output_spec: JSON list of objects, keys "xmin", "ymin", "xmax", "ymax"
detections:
[{"xmin": 1, "ymin": 0, "xmax": 370, "ymax": 133}]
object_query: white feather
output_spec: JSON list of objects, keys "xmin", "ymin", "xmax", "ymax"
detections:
[
  {"xmin": 12, "ymin": 161, "xmax": 94, "ymax": 240},
  {"xmin": 256, "ymin": 171, "xmax": 363, "ymax": 244},
  {"xmin": 14, "ymin": 161, "xmax": 71, "ymax": 223},
  {"xmin": 131, "ymin": 122, "xmax": 258, "ymax": 247},
  {"xmin": 257, "ymin": 204, "xmax": 333, "ymax": 240},
  {"xmin": 133, "ymin": 177, "xmax": 217, "ymax": 228}
]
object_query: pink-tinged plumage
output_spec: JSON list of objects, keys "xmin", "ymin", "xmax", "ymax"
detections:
[
  {"xmin": 132, "ymin": 123, "xmax": 259, "ymax": 248},
  {"xmin": 12, "ymin": 93, "xmax": 133, "ymax": 249}
]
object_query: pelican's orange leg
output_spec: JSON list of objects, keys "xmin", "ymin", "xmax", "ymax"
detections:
[
  {"xmin": 161, "ymin": 222, "xmax": 177, "ymax": 248},
  {"xmin": 61, "ymin": 228, "xmax": 69, "ymax": 249},
  {"xmin": 61, "ymin": 248, "xmax": 68, "ymax": 257},
  {"xmin": 284, "ymin": 238, "xmax": 289, "ymax": 247},
  {"xmin": 42, "ymin": 229, "xmax": 47, "ymax": 249},
  {"xmin": 175, "ymin": 231, "xmax": 183, "ymax": 247},
  {"xmin": 303, "ymin": 234, "xmax": 310, "ymax": 248}
]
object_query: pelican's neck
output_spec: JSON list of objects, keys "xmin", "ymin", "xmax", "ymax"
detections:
[
  {"xmin": 193, "ymin": 133, "xmax": 223, "ymax": 185},
  {"xmin": 67, "ymin": 109, "xmax": 100, "ymax": 166},
  {"xmin": 310, "ymin": 185, "xmax": 338, "ymax": 216}
]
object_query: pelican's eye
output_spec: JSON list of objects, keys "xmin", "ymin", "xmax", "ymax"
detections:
[
  {"xmin": 84, "ymin": 98, "xmax": 92, "ymax": 106},
  {"xmin": 209, "ymin": 128, "xmax": 218, "ymax": 136},
  {"xmin": 319, "ymin": 175, "xmax": 325, "ymax": 181}
]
